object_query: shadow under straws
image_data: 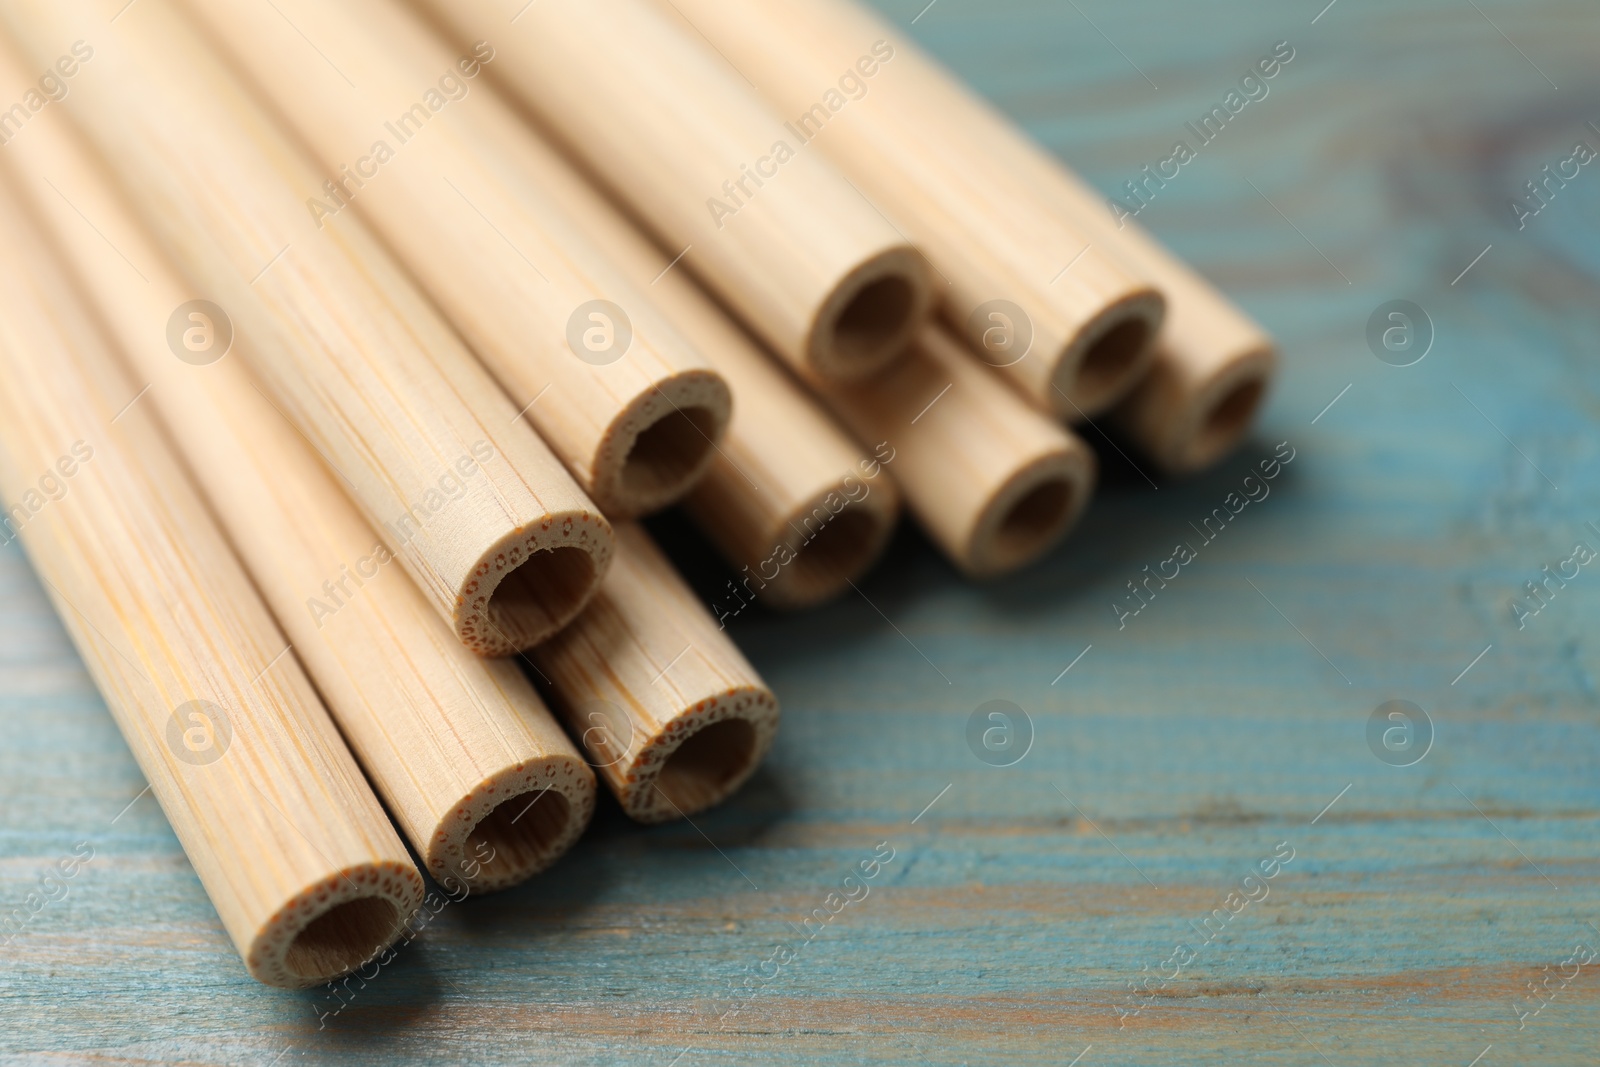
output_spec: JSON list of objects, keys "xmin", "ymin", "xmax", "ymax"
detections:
[
  {"xmin": 293, "ymin": 954, "xmax": 445, "ymax": 1045},
  {"xmin": 464, "ymin": 768, "xmax": 794, "ymax": 924},
  {"xmin": 978, "ymin": 430, "xmax": 1305, "ymax": 618},
  {"xmin": 640, "ymin": 507, "xmax": 953, "ymax": 679},
  {"xmin": 512, "ymin": 637, "xmax": 800, "ymax": 829},
  {"xmin": 648, "ymin": 429, "xmax": 1302, "ymax": 627}
]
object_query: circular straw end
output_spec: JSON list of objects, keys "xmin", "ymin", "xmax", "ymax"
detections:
[
  {"xmin": 427, "ymin": 755, "xmax": 597, "ymax": 894},
  {"xmin": 1050, "ymin": 289, "xmax": 1165, "ymax": 418},
  {"xmin": 809, "ymin": 245, "xmax": 935, "ymax": 382},
  {"xmin": 594, "ymin": 369, "xmax": 732, "ymax": 519},
  {"xmin": 621, "ymin": 685, "xmax": 780, "ymax": 824},
  {"xmin": 964, "ymin": 443, "xmax": 1096, "ymax": 578},
  {"xmin": 248, "ymin": 860, "xmax": 423, "ymax": 989},
  {"xmin": 459, "ymin": 511, "xmax": 614, "ymax": 655}
]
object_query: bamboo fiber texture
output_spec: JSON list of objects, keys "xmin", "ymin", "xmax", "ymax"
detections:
[
  {"xmin": 0, "ymin": 178, "xmax": 422, "ymax": 989},
  {"xmin": 812, "ymin": 325, "xmax": 1097, "ymax": 578},
  {"xmin": 531, "ymin": 525, "xmax": 780, "ymax": 823},
  {"xmin": 662, "ymin": 0, "xmax": 1276, "ymax": 470},
  {"xmin": 0, "ymin": 0, "xmax": 612, "ymax": 655},
  {"xmin": 657, "ymin": 0, "xmax": 1168, "ymax": 419},
  {"xmin": 179, "ymin": 0, "xmax": 731, "ymax": 520},
  {"xmin": 0, "ymin": 81, "xmax": 596, "ymax": 893},
  {"xmin": 411, "ymin": 0, "xmax": 936, "ymax": 383},
  {"xmin": 424, "ymin": 63, "xmax": 902, "ymax": 609}
]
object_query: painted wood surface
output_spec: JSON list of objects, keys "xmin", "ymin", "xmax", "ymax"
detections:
[{"xmin": 2, "ymin": 0, "xmax": 1597, "ymax": 1062}]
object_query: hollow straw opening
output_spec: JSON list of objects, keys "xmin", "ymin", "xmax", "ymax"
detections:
[
  {"xmin": 655, "ymin": 717, "xmax": 760, "ymax": 813},
  {"xmin": 486, "ymin": 546, "xmax": 597, "ymax": 643},
  {"xmin": 1075, "ymin": 319, "xmax": 1154, "ymax": 409},
  {"xmin": 465, "ymin": 789, "xmax": 572, "ymax": 875},
  {"xmin": 619, "ymin": 405, "xmax": 718, "ymax": 501},
  {"xmin": 788, "ymin": 506, "xmax": 881, "ymax": 594},
  {"xmin": 282, "ymin": 896, "xmax": 401, "ymax": 983},
  {"xmin": 829, "ymin": 275, "xmax": 918, "ymax": 371},
  {"xmin": 1191, "ymin": 378, "xmax": 1267, "ymax": 467},
  {"xmin": 992, "ymin": 478, "xmax": 1076, "ymax": 562}
]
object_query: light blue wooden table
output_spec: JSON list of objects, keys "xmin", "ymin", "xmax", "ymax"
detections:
[{"xmin": 3, "ymin": 0, "xmax": 1598, "ymax": 1063}]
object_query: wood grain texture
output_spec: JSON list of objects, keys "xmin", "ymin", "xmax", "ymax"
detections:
[
  {"xmin": 429, "ymin": 70, "xmax": 904, "ymax": 608},
  {"xmin": 0, "ymin": 166, "xmax": 421, "ymax": 989},
  {"xmin": 2, "ymin": 0, "xmax": 1598, "ymax": 1060},
  {"xmin": 412, "ymin": 0, "xmax": 937, "ymax": 382},
  {"xmin": 660, "ymin": 0, "xmax": 1168, "ymax": 418},
  {"xmin": 0, "ymin": 68, "xmax": 597, "ymax": 895},
  {"xmin": 665, "ymin": 0, "xmax": 1275, "ymax": 465},
  {"xmin": 0, "ymin": 0, "xmax": 613, "ymax": 655},
  {"xmin": 179, "ymin": 0, "xmax": 732, "ymax": 519}
]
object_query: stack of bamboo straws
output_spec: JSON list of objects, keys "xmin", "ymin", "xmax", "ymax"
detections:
[{"xmin": 0, "ymin": 0, "xmax": 1275, "ymax": 987}]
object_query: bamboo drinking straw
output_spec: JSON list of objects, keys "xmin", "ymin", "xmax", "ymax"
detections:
[
  {"xmin": 660, "ymin": 0, "xmax": 1276, "ymax": 470},
  {"xmin": 0, "ymin": 95, "xmax": 596, "ymax": 893},
  {"xmin": 677, "ymin": 314, "xmax": 902, "ymax": 611},
  {"xmin": 655, "ymin": 0, "xmax": 1167, "ymax": 420},
  {"xmin": 178, "ymin": 0, "xmax": 731, "ymax": 520},
  {"xmin": 415, "ymin": 62, "xmax": 902, "ymax": 609},
  {"xmin": 409, "ymin": 0, "xmax": 936, "ymax": 383},
  {"xmin": 531, "ymin": 525, "xmax": 780, "ymax": 823},
  {"xmin": 812, "ymin": 326, "xmax": 1096, "ymax": 578},
  {"xmin": 0, "ymin": 186, "xmax": 422, "ymax": 989},
  {"xmin": 0, "ymin": 0, "xmax": 613, "ymax": 655}
]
